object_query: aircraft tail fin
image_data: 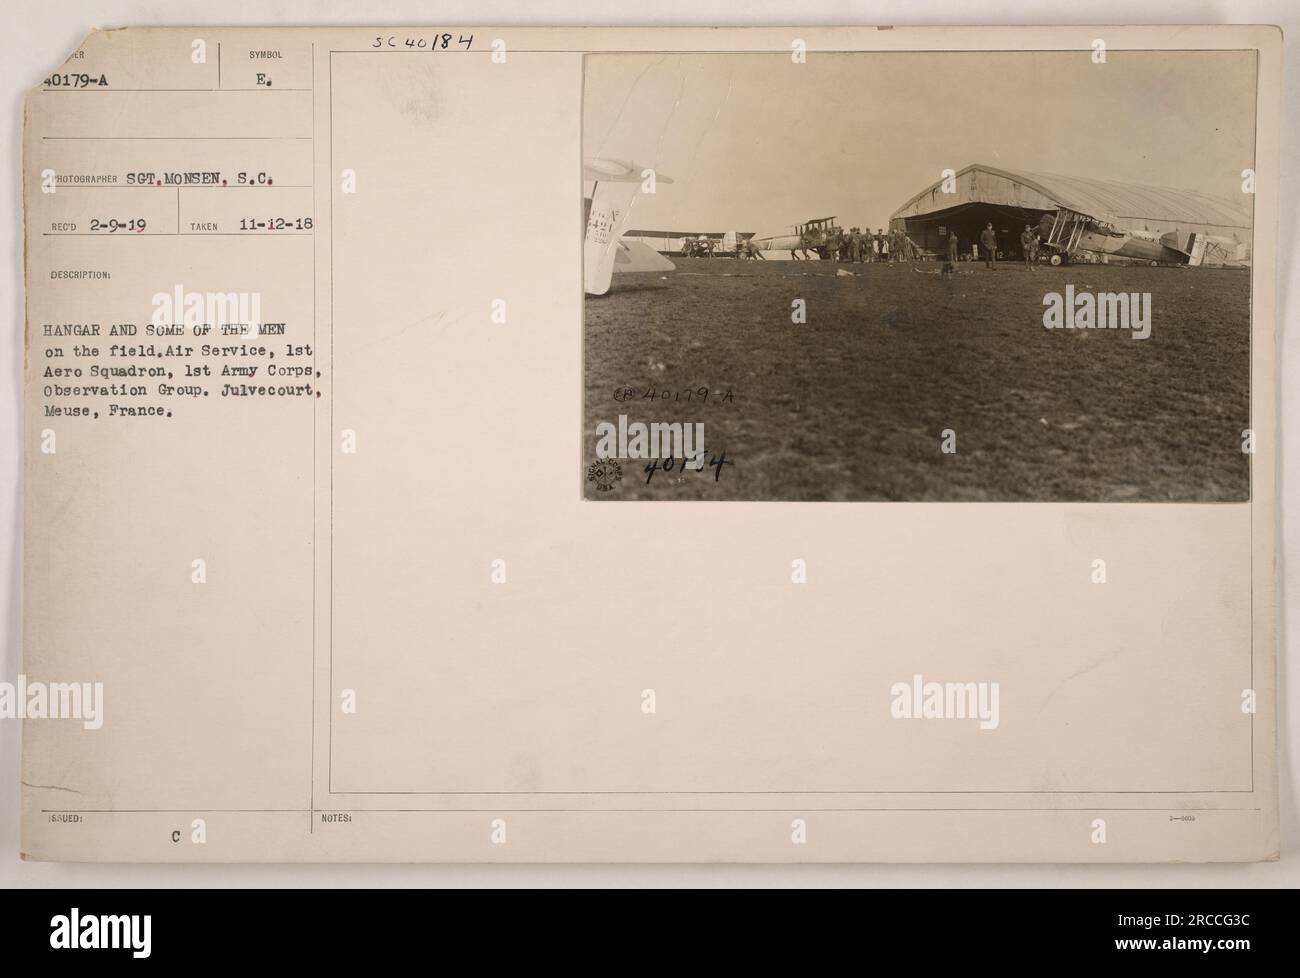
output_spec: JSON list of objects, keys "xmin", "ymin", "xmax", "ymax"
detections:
[{"xmin": 584, "ymin": 196, "xmax": 620, "ymax": 296}]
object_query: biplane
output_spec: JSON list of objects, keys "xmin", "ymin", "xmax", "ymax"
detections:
[{"xmin": 750, "ymin": 216, "xmax": 844, "ymax": 259}]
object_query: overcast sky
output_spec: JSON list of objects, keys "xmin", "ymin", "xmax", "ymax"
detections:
[{"xmin": 583, "ymin": 51, "xmax": 1257, "ymax": 234}]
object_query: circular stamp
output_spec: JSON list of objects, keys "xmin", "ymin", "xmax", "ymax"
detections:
[{"xmin": 586, "ymin": 458, "xmax": 623, "ymax": 493}]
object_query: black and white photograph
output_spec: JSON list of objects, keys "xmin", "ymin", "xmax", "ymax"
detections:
[{"xmin": 583, "ymin": 52, "xmax": 1256, "ymax": 501}]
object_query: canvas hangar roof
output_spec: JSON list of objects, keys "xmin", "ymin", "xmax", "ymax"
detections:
[{"xmin": 891, "ymin": 164, "xmax": 1251, "ymax": 238}]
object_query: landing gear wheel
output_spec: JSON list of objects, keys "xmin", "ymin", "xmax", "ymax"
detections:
[{"xmin": 1049, "ymin": 253, "xmax": 1064, "ymax": 266}]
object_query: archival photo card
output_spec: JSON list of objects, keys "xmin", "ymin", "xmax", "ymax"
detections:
[{"xmin": 19, "ymin": 26, "xmax": 1278, "ymax": 865}]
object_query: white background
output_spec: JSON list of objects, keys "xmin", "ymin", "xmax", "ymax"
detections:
[{"xmin": 1, "ymin": 0, "xmax": 1296, "ymax": 887}]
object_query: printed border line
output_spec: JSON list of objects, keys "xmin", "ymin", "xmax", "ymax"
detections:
[
  {"xmin": 42, "ymin": 807, "xmax": 1266, "ymax": 815},
  {"xmin": 322, "ymin": 47, "xmax": 1263, "ymax": 809}
]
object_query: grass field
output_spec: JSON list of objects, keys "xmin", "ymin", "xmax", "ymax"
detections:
[{"xmin": 583, "ymin": 258, "xmax": 1251, "ymax": 501}]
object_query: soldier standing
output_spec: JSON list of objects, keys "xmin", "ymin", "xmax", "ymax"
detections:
[
  {"xmin": 1020, "ymin": 225, "xmax": 1038, "ymax": 270},
  {"xmin": 943, "ymin": 232, "xmax": 959, "ymax": 277},
  {"xmin": 980, "ymin": 222, "xmax": 998, "ymax": 269}
]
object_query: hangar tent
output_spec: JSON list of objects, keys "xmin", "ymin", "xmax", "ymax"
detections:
[{"xmin": 889, "ymin": 164, "xmax": 1251, "ymax": 265}]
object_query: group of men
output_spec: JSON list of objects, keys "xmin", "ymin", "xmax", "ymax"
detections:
[
  {"xmin": 816, "ymin": 225, "xmax": 1043, "ymax": 266},
  {"xmin": 739, "ymin": 226, "xmax": 918, "ymax": 262},
  {"xmin": 723, "ymin": 221, "xmax": 1045, "ymax": 267},
  {"xmin": 974, "ymin": 222, "xmax": 1042, "ymax": 270},
  {"xmin": 837, "ymin": 227, "xmax": 913, "ymax": 263}
]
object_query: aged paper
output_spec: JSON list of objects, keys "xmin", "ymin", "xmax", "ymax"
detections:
[{"xmin": 21, "ymin": 26, "xmax": 1279, "ymax": 861}]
